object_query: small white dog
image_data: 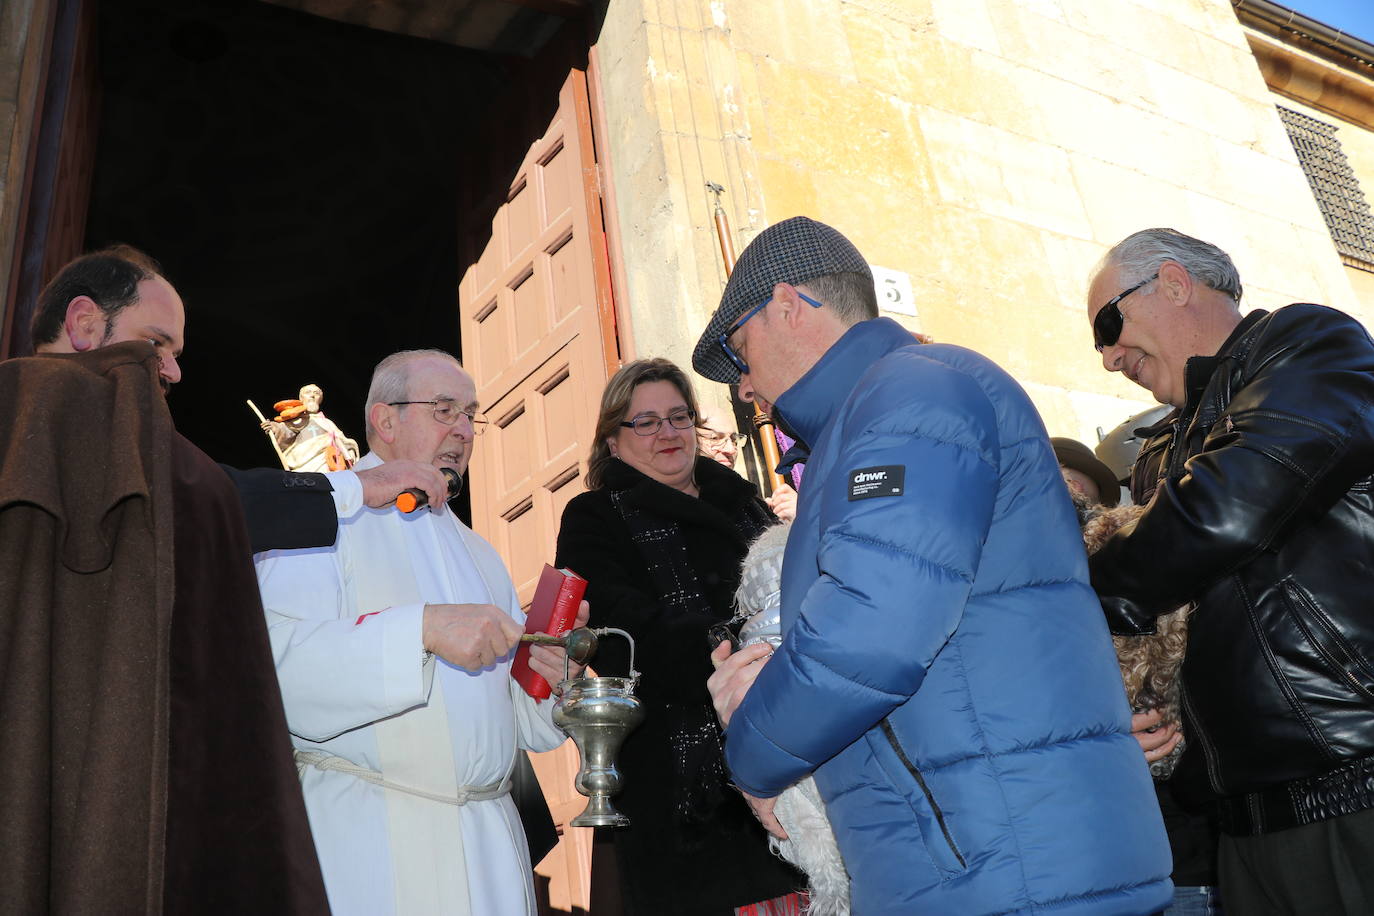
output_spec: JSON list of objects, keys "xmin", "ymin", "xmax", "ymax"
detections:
[{"xmin": 733, "ymin": 523, "xmax": 851, "ymax": 916}]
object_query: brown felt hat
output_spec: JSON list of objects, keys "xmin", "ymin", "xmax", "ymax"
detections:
[{"xmin": 1051, "ymin": 437, "xmax": 1120, "ymax": 507}]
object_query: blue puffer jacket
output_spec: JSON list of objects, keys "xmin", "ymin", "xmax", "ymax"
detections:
[{"xmin": 725, "ymin": 319, "xmax": 1172, "ymax": 915}]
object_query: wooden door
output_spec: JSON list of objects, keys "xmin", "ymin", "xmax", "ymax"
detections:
[
  {"xmin": 3, "ymin": 0, "xmax": 100, "ymax": 358},
  {"xmin": 458, "ymin": 64, "xmax": 617, "ymax": 914}
]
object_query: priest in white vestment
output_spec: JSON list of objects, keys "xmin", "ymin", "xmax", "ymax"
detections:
[{"xmin": 255, "ymin": 350, "xmax": 586, "ymax": 916}]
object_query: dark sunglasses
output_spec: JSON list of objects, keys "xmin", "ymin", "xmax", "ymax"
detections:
[{"xmin": 1092, "ymin": 273, "xmax": 1157, "ymax": 352}]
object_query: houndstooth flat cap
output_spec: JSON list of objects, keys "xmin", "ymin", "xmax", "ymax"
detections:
[{"xmin": 692, "ymin": 216, "xmax": 871, "ymax": 384}]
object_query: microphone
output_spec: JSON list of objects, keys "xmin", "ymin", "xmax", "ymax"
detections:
[{"xmin": 397, "ymin": 467, "xmax": 463, "ymax": 513}]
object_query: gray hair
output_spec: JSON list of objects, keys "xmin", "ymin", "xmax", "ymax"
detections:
[
  {"xmin": 799, "ymin": 271, "xmax": 879, "ymax": 327},
  {"xmin": 364, "ymin": 348, "xmax": 462, "ymax": 443},
  {"xmin": 1096, "ymin": 228, "xmax": 1243, "ymax": 303}
]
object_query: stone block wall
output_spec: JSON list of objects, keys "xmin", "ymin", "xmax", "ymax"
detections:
[{"xmin": 595, "ymin": 0, "xmax": 1362, "ymax": 445}]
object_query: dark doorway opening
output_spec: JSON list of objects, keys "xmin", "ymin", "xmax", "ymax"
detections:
[{"xmin": 86, "ymin": 0, "xmax": 512, "ymax": 478}]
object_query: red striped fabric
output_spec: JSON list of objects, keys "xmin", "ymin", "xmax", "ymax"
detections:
[{"xmin": 735, "ymin": 891, "xmax": 809, "ymax": 916}]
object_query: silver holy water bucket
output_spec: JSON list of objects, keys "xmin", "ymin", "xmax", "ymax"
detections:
[{"xmin": 551, "ymin": 627, "xmax": 644, "ymax": 827}]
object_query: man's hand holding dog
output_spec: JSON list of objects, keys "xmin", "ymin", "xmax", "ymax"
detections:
[
  {"xmin": 708, "ymin": 640, "xmax": 787, "ymax": 839},
  {"xmin": 708, "ymin": 640, "xmax": 772, "ymax": 727},
  {"xmin": 1131, "ymin": 709, "xmax": 1182, "ymax": 763}
]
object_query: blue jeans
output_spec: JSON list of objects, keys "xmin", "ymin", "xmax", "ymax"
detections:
[{"xmin": 1164, "ymin": 886, "xmax": 1222, "ymax": 915}]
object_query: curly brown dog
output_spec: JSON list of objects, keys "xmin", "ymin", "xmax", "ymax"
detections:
[{"xmin": 1074, "ymin": 495, "xmax": 1191, "ymax": 778}]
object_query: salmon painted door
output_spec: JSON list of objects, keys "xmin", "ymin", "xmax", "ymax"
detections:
[{"xmin": 458, "ymin": 63, "xmax": 617, "ymax": 914}]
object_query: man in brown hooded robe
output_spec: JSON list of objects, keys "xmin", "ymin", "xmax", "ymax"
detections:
[{"xmin": 0, "ymin": 246, "xmax": 445, "ymax": 914}]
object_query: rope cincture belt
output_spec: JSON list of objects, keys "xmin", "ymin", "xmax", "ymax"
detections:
[{"xmin": 294, "ymin": 749, "xmax": 512, "ymax": 806}]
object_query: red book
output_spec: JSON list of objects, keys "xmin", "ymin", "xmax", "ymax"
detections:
[{"xmin": 512, "ymin": 564, "xmax": 587, "ymax": 700}]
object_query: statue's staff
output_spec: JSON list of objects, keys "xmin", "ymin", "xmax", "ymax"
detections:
[{"xmin": 246, "ymin": 399, "xmax": 290, "ymax": 470}]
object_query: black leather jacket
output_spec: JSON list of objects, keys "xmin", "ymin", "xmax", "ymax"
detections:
[{"xmin": 1090, "ymin": 304, "xmax": 1374, "ymax": 835}]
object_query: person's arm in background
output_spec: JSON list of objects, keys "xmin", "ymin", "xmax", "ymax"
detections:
[
  {"xmin": 225, "ymin": 461, "xmax": 449, "ymax": 553},
  {"xmin": 765, "ymin": 482, "xmax": 797, "ymax": 522}
]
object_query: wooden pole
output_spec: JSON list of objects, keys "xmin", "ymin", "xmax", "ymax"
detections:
[
  {"xmin": 713, "ymin": 198, "xmax": 737, "ymax": 277},
  {"xmin": 707, "ymin": 183, "xmax": 786, "ymax": 492}
]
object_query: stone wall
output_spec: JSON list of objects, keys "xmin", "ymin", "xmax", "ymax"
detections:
[{"xmin": 595, "ymin": 0, "xmax": 1363, "ymax": 445}]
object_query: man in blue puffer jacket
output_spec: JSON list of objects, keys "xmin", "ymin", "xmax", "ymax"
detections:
[{"xmin": 693, "ymin": 217, "xmax": 1172, "ymax": 915}]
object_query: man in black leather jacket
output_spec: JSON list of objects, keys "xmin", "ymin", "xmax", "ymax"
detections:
[{"xmin": 1086, "ymin": 228, "xmax": 1374, "ymax": 913}]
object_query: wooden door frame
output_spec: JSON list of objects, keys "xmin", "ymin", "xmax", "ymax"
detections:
[
  {"xmin": 1, "ymin": 0, "xmax": 60, "ymax": 359},
  {"xmin": 452, "ymin": 33, "xmax": 625, "ymax": 914},
  {"xmin": 582, "ymin": 39, "xmax": 631, "ymax": 370},
  {"xmin": 2, "ymin": 0, "xmax": 96, "ymax": 359}
]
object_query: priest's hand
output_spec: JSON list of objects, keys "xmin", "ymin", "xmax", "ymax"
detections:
[
  {"xmin": 423, "ymin": 603, "xmax": 524, "ymax": 670},
  {"xmin": 528, "ymin": 600, "xmax": 592, "ymax": 692},
  {"xmin": 707, "ymin": 640, "xmax": 773, "ymax": 727},
  {"xmin": 357, "ymin": 460, "xmax": 449, "ymax": 510}
]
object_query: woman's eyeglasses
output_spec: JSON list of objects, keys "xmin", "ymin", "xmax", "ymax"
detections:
[{"xmin": 621, "ymin": 409, "xmax": 696, "ymax": 436}]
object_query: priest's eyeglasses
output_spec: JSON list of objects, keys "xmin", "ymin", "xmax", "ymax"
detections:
[
  {"xmin": 388, "ymin": 399, "xmax": 489, "ymax": 435},
  {"xmin": 621, "ymin": 409, "xmax": 696, "ymax": 436}
]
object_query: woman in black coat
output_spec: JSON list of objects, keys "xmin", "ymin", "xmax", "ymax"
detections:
[{"xmin": 555, "ymin": 358, "xmax": 803, "ymax": 916}]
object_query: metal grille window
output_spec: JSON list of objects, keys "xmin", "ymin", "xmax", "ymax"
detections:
[{"xmin": 1278, "ymin": 106, "xmax": 1374, "ymax": 271}]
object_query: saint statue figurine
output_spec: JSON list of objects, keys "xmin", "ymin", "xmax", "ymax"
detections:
[{"xmin": 260, "ymin": 383, "xmax": 360, "ymax": 472}]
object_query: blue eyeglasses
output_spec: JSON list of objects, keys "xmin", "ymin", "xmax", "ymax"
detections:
[{"xmin": 718, "ymin": 290, "xmax": 825, "ymax": 376}]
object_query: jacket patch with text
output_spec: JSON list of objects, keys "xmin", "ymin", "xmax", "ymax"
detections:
[{"xmin": 847, "ymin": 465, "xmax": 905, "ymax": 501}]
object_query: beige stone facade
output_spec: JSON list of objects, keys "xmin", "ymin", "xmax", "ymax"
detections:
[
  {"xmin": 3, "ymin": 0, "xmax": 1370, "ymax": 441},
  {"xmin": 596, "ymin": 0, "xmax": 1370, "ymax": 447}
]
